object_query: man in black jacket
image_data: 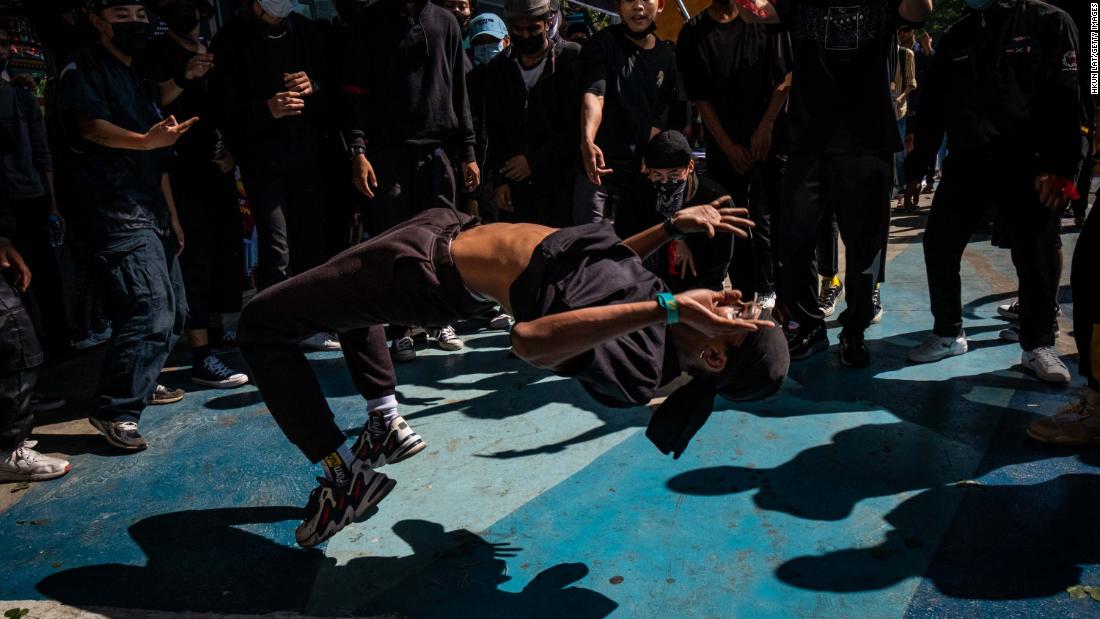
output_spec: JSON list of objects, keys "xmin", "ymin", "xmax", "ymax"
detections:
[
  {"xmin": 343, "ymin": 0, "xmax": 480, "ymax": 361},
  {"xmin": 485, "ymin": 0, "xmax": 580, "ymax": 228},
  {"xmin": 904, "ymin": 0, "xmax": 1085, "ymax": 386},
  {"xmin": 210, "ymin": 2, "xmax": 332, "ymax": 293}
]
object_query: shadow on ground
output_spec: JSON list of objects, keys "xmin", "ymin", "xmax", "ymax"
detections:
[{"xmin": 36, "ymin": 507, "xmax": 617, "ymax": 618}]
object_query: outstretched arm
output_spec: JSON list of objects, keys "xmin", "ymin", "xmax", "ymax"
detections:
[
  {"xmin": 622, "ymin": 199, "xmax": 754, "ymax": 260},
  {"xmin": 511, "ymin": 289, "xmax": 773, "ymax": 370}
]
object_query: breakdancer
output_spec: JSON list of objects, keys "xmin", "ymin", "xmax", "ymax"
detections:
[{"xmin": 238, "ymin": 200, "xmax": 788, "ymax": 546}]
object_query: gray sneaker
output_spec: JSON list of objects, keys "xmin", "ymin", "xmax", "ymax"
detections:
[
  {"xmin": 150, "ymin": 384, "xmax": 184, "ymax": 405},
  {"xmin": 88, "ymin": 417, "xmax": 147, "ymax": 451},
  {"xmin": 0, "ymin": 440, "xmax": 71, "ymax": 482}
]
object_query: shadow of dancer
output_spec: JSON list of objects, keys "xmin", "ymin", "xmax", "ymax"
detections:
[{"xmin": 36, "ymin": 508, "xmax": 616, "ymax": 618}]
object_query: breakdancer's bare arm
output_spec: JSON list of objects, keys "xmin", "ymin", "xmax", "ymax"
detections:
[
  {"xmin": 512, "ymin": 289, "xmax": 774, "ymax": 370},
  {"xmin": 621, "ymin": 200, "xmax": 754, "ymax": 260}
]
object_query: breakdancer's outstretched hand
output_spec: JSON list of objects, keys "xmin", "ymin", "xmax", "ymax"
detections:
[{"xmin": 676, "ymin": 289, "xmax": 776, "ymax": 339}]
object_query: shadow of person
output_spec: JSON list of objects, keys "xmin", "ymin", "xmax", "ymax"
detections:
[
  {"xmin": 774, "ymin": 474, "xmax": 1100, "ymax": 599},
  {"xmin": 36, "ymin": 509, "xmax": 616, "ymax": 618}
]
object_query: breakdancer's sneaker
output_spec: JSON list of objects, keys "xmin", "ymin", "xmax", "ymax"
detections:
[
  {"xmin": 295, "ymin": 470, "xmax": 396, "ymax": 548},
  {"xmin": 351, "ymin": 411, "xmax": 426, "ymax": 470}
]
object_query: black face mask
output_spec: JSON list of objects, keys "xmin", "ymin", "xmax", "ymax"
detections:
[
  {"xmin": 511, "ymin": 32, "xmax": 546, "ymax": 56},
  {"xmin": 653, "ymin": 177, "xmax": 687, "ymax": 218},
  {"xmin": 623, "ymin": 21, "xmax": 656, "ymax": 40},
  {"xmin": 110, "ymin": 20, "xmax": 153, "ymax": 56}
]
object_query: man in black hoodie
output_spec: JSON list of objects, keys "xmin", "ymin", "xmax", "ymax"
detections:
[
  {"xmin": 343, "ymin": 0, "xmax": 480, "ymax": 361},
  {"xmin": 210, "ymin": 2, "xmax": 333, "ymax": 295},
  {"xmin": 485, "ymin": 0, "xmax": 580, "ymax": 228},
  {"xmin": 904, "ymin": 0, "xmax": 1085, "ymax": 385}
]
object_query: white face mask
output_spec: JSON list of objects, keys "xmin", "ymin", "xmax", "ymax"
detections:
[{"xmin": 259, "ymin": 0, "xmax": 297, "ymax": 19}]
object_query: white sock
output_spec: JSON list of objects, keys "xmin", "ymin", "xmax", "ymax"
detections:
[{"xmin": 367, "ymin": 394, "xmax": 399, "ymax": 424}]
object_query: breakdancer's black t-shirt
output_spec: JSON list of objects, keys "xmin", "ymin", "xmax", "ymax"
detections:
[{"xmin": 508, "ymin": 223, "xmax": 676, "ymax": 408}]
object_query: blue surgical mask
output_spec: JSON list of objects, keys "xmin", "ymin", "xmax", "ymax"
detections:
[
  {"xmin": 472, "ymin": 42, "xmax": 502, "ymax": 65},
  {"xmin": 963, "ymin": 0, "xmax": 997, "ymax": 10}
]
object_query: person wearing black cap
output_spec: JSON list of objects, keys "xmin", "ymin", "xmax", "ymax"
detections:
[
  {"xmin": 237, "ymin": 202, "xmax": 786, "ymax": 546},
  {"xmin": 622, "ymin": 130, "xmax": 734, "ymax": 294},
  {"xmin": 574, "ymin": 0, "xmax": 678, "ymax": 226},
  {"xmin": 675, "ymin": 0, "xmax": 792, "ymax": 308},
  {"xmin": 485, "ymin": 0, "xmax": 580, "ymax": 228},
  {"xmin": 740, "ymin": 0, "xmax": 933, "ymax": 368},
  {"xmin": 58, "ymin": 0, "xmax": 195, "ymax": 451},
  {"xmin": 137, "ymin": 0, "xmax": 249, "ymax": 390}
]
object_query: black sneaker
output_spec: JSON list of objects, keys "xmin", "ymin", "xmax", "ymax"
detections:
[
  {"xmin": 839, "ymin": 329, "xmax": 870, "ymax": 368},
  {"xmin": 871, "ymin": 287, "xmax": 884, "ymax": 324},
  {"xmin": 818, "ymin": 280, "xmax": 844, "ymax": 317},
  {"xmin": 352, "ymin": 411, "xmax": 426, "ymax": 469},
  {"xmin": 192, "ymin": 354, "xmax": 249, "ymax": 388},
  {"xmin": 788, "ymin": 322, "xmax": 828, "ymax": 361},
  {"xmin": 87, "ymin": 417, "xmax": 147, "ymax": 451},
  {"xmin": 295, "ymin": 470, "xmax": 396, "ymax": 548}
]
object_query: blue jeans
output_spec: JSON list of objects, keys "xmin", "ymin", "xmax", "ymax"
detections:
[{"xmin": 94, "ymin": 229, "xmax": 186, "ymax": 423}]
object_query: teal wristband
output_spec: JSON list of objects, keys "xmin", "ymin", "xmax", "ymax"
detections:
[{"xmin": 656, "ymin": 292, "xmax": 679, "ymax": 325}]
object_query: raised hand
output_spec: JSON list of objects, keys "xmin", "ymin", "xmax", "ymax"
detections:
[
  {"xmin": 144, "ymin": 115, "xmax": 200, "ymax": 149},
  {"xmin": 671, "ymin": 197, "xmax": 755, "ymax": 239}
]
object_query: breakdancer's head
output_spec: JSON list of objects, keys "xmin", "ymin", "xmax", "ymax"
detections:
[{"xmin": 648, "ymin": 297, "xmax": 789, "ymax": 459}]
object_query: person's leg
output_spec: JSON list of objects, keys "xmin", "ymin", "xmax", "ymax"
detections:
[
  {"xmin": 816, "ymin": 213, "xmax": 839, "ymax": 280},
  {"xmin": 286, "ymin": 167, "xmax": 329, "ymax": 278},
  {"xmin": 91, "ymin": 230, "xmax": 182, "ymax": 447},
  {"xmin": 920, "ymin": 158, "xmax": 987, "ymax": 339},
  {"xmin": 573, "ymin": 169, "xmax": 611, "ymax": 225},
  {"xmin": 716, "ymin": 165, "xmax": 753, "ymax": 295},
  {"xmin": 831, "ymin": 154, "xmax": 891, "ymax": 332},
  {"xmin": 1004, "ymin": 176, "xmax": 1061, "ymax": 354},
  {"xmin": 0, "ymin": 278, "xmax": 42, "ymax": 451},
  {"xmin": 242, "ymin": 172, "xmax": 291, "ymax": 292},
  {"xmin": 779, "ymin": 154, "xmax": 828, "ymax": 329},
  {"xmin": 750, "ymin": 158, "xmax": 781, "ymax": 298}
]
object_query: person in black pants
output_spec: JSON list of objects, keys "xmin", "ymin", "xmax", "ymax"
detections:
[
  {"xmin": 210, "ymin": 0, "xmax": 340, "ymax": 352},
  {"xmin": 904, "ymin": 0, "xmax": 1085, "ymax": 386},
  {"xmin": 139, "ymin": 0, "xmax": 248, "ymax": 389},
  {"xmin": 0, "ymin": 171, "xmax": 70, "ymax": 482},
  {"xmin": 342, "ymin": 0, "xmax": 481, "ymax": 361},
  {"xmin": 742, "ymin": 0, "xmax": 933, "ymax": 368},
  {"xmin": 60, "ymin": 0, "xmax": 192, "ymax": 451},
  {"xmin": 574, "ymin": 0, "xmax": 677, "ymax": 226},
  {"xmin": 675, "ymin": 0, "xmax": 791, "ymax": 307},
  {"xmin": 238, "ymin": 203, "xmax": 782, "ymax": 548}
]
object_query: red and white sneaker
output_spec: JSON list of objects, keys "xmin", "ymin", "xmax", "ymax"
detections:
[
  {"xmin": 295, "ymin": 468, "xmax": 396, "ymax": 548},
  {"xmin": 351, "ymin": 411, "xmax": 426, "ymax": 470}
]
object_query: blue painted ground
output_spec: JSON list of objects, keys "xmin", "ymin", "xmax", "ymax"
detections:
[{"xmin": 2, "ymin": 213, "xmax": 1098, "ymax": 618}]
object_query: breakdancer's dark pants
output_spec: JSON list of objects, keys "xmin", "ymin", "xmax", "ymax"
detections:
[{"xmin": 238, "ymin": 209, "xmax": 494, "ymax": 462}]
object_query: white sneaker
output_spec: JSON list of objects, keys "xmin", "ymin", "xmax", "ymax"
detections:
[
  {"xmin": 997, "ymin": 300, "xmax": 1020, "ymax": 320},
  {"xmin": 434, "ymin": 325, "xmax": 464, "ymax": 351},
  {"xmin": 391, "ymin": 336, "xmax": 416, "ymax": 362},
  {"xmin": 489, "ymin": 313, "xmax": 514, "ymax": 331},
  {"xmin": 0, "ymin": 440, "xmax": 71, "ymax": 482},
  {"xmin": 301, "ymin": 333, "xmax": 342, "ymax": 351},
  {"xmin": 1021, "ymin": 346, "xmax": 1071, "ymax": 383},
  {"xmin": 908, "ymin": 333, "xmax": 968, "ymax": 364}
]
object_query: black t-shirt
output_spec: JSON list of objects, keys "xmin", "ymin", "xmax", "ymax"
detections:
[
  {"xmin": 774, "ymin": 0, "xmax": 903, "ymax": 154},
  {"xmin": 579, "ymin": 25, "xmax": 678, "ymax": 169},
  {"xmin": 59, "ymin": 45, "xmax": 170, "ymax": 237},
  {"xmin": 136, "ymin": 35, "xmax": 217, "ymax": 164},
  {"xmin": 676, "ymin": 11, "xmax": 792, "ymax": 155},
  {"xmin": 508, "ymin": 222, "xmax": 671, "ymax": 408}
]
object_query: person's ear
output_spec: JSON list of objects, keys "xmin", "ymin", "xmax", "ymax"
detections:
[
  {"xmin": 701, "ymin": 343, "xmax": 726, "ymax": 373},
  {"xmin": 656, "ymin": 0, "xmax": 665, "ymax": 14},
  {"xmin": 687, "ymin": 159, "xmax": 696, "ymax": 175}
]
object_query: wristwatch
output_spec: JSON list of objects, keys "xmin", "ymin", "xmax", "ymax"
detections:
[
  {"xmin": 663, "ymin": 217, "xmax": 685, "ymax": 240},
  {"xmin": 349, "ymin": 145, "xmax": 367, "ymax": 159}
]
